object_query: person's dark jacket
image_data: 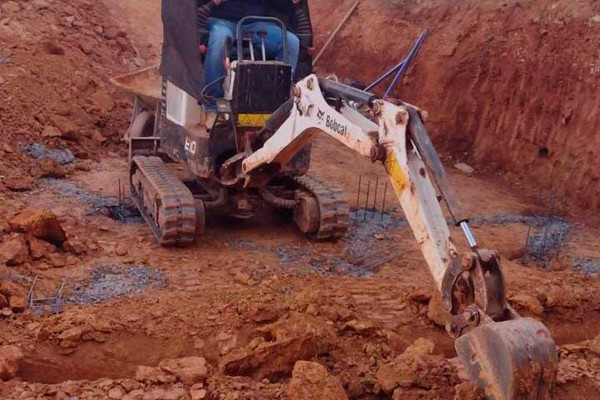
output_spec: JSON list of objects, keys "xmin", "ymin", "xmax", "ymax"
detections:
[
  {"xmin": 198, "ymin": 0, "xmax": 299, "ymax": 22},
  {"xmin": 210, "ymin": 0, "xmax": 268, "ymax": 22}
]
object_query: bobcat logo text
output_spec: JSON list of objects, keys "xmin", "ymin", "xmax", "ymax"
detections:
[{"xmin": 325, "ymin": 115, "xmax": 348, "ymax": 136}]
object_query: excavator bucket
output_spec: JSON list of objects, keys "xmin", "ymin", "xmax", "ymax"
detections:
[{"xmin": 455, "ymin": 318, "xmax": 558, "ymax": 400}]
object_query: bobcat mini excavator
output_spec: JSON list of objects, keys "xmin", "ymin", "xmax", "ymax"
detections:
[{"xmin": 119, "ymin": 1, "xmax": 559, "ymax": 398}]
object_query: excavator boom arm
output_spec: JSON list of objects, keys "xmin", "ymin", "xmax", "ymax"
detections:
[
  {"xmin": 244, "ymin": 76, "xmax": 458, "ymax": 290},
  {"xmin": 242, "ymin": 75, "xmax": 558, "ymax": 400}
]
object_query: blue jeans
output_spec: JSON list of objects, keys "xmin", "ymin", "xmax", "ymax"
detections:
[{"xmin": 204, "ymin": 18, "xmax": 300, "ymax": 111}]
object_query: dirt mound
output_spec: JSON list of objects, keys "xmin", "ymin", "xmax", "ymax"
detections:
[
  {"xmin": 312, "ymin": 0, "xmax": 600, "ymax": 215},
  {"xmin": 0, "ymin": 0, "xmax": 141, "ymax": 193}
]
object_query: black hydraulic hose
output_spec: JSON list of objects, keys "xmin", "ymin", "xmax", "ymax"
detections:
[
  {"xmin": 203, "ymin": 187, "xmax": 228, "ymax": 209},
  {"xmin": 258, "ymin": 97, "xmax": 294, "ymax": 137},
  {"xmin": 200, "ymin": 76, "xmax": 225, "ymax": 103},
  {"xmin": 259, "ymin": 188, "xmax": 296, "ymax": 209},
  {"xmin": 318, "ymin": 78, "xmax": 378, "ymax": 107}
]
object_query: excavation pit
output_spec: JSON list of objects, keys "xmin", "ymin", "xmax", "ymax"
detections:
[{"xmin": 18, "ymin": 333, "xmax": 194, "ymax": 384}]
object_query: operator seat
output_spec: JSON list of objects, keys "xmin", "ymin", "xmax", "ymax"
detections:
[{"xmin": 196, "ymin": 0, "xmax": 313, "ymax": 81}]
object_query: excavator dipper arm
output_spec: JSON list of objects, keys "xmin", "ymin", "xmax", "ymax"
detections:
[{"xmin": 242, "ymin": 75, "xmax": 558, "ymax": 400}]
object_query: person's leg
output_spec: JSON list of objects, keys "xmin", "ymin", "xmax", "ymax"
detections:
[
  {"xmin": 204, "ymin": 18, "xmax": 237, "ymax": 111},
  {"xmin": 249, "ymin": 22, "xmax": 300, "ymax": 72}
]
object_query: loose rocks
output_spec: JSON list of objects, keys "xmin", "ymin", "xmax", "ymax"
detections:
[
  {"xmin": 5, "ymin": 176, "xmax": 34, "ymax": 192},
  {"xmin": 0, "ymin": 293, "xmax": 8, "ymax": 309},
  {"xmin": 28, "ymin": 237, "xmax": 57, "ymax": 260},
  {"xmin": 509, "ymin": 294, "xmax": 544, "ymax": 316},
  {"xmin": 289, "ymin": 361, "xmax": 348, "ymax": 400},
  {"xmin": 376, "ymin": 338, "xmax": 455, "ymax": 393},
  {"xmin": 221, "ymin": 313, "xmax": 337, "ymax": 380},
  {"xmin": 42, "ymin": 126, "xmax": 62, "ymax": 138},
  {"xmin": 454, "ymin": 162, "xmax": 475, "ymax": 175},
  {"xmin": 0, "ymin": 234, "xmax": 29, "ymax": 266},
  {"xmin": 0, "ymin": 345, "xmax": 24, "ymax": 381},
  {"xmin": 159, "ymin": 357, "xmax": 209, "ymax": 386},
  {"xmin": 135, "ymin": 366, "xmax": 166, "ymax": 384},
  {"xmin": 9, "ymin": 209, "xmax": 67, "ymax": 245},
  {"xmin": 39, "ymin": 158, "xmax": 67, "ymax": 178},
  {"xmin": 426, "ymin": 293, "xmax": 451, "ymax": 327}
]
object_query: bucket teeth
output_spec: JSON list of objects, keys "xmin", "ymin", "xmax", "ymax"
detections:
[{"xmin": 455, "ymin": 318, "xmax": 558, "ymax": 400}]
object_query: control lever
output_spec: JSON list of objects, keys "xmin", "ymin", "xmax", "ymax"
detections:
[
  {"xmin": 225, "ymin": 37, "xmax": 233, "ymax": 69},
  {"xmin": 257, "ymin": 30, "xmax": 267, "ymax": 61},
  {"xmin": 243, "ymin": 30, "xmax": 255, "ymax": 61}
]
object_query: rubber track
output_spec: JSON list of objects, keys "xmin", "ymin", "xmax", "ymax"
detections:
[
  {"xmin": 294, "ymin": 174, "xmax": 349, "ymax": 242},
  {"xmin": 130, "ymin": 156, "xmax": 196, "ymax": 246}
]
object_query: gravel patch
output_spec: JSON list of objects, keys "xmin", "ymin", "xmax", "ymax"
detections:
[
  {"xmin": 572, "ymin": 256, "xmax": 600, "ymax": 274},
  {"xmin": 67, "ymin": 264, "xmax": 167, "ymax": 305},
  {"xmin": 22, "ymin": 143, "xmax": 75, "ymax": 164}
]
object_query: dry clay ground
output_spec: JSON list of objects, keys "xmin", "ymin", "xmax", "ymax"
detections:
[{"xmin": 1, "ymin": 0, "xmax": 600, "ymax": 399}]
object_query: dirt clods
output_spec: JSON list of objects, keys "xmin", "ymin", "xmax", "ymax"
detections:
[
  {"xmin": 222, "ymin": 313, "xmax": 337, "ymax": 380},
  {"xmin": 9, "ymin": 209, "xmax": 66, "ymax": 245},
  {"xmin": 0, "ymin": 280, "xmax": 27, "ymax": 314},
  {"xmin": 0, "ymin": 234, "xmax": 30, "ymax": 266},
  {"xmin": 107, "ymin": 385, "xmax": 125, "ymax": 399},
  {"xmin": 28, "ymin": 237, "xmax": 57, "ymax": 260},
  {"xmin": 454, "ymin": 163, "xmax": 475, "ymax": 176},
  {"xmin": 4, "ymin": 176, "xmax": 35, "ymax": 192},
  {"xmin": 159, "ymin": 357, "xmax": 209, "ymax": 386},
  {"xmin": 0, "ymin": 345, "xmax": 24, "ymax": 381},
  {"xmin": 38, "ymin": 158, "xmax": 67, "ymax": 179},
  {"xmin": 558, "ymin": 335, "xmax": 600, "ymax": 387},
  {"xmin": 134, "ymin": 358, "xmax": 208, "ymax": 396},
  {"xmin": 8, "ymin": 294, "xmax": 27, "ymax": 314},
  {"xmin": 426, "ymin": 293, "xmax": 452, "ymax": 327},
  {"xmin": 510, "ymin": 294, "xmax": 545, "ymax": 316},
  {"xmin": 453, "ymin": 382, "xmax": 485, "ymax": 400},
  {"xmin": 41, "ymin": 126, "xmax": 62, "ymax": 138},
  {"xmin": 135, "ymin": 366, "xmax": 172, "ymax": 384},
  {"xmin": 190, "ymin": 384, "xmax": 208, "ymax": 400},
  {"xmin": 376, "ymin": 338, "xmax": 457, "ymax": 394},
  {"xmin": 288, "ymin": 361, "xmax": 348, "ymax": 400}
]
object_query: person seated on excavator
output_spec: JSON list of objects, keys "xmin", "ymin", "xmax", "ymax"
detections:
[{"xmin": 202, "ymin": 0, "xmax": 301, "ymax": 127}]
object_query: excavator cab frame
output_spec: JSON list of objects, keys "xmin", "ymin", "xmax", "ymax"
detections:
[{"xmin": 153, "ymin": 2, "xmax": 313, "ymax": 185}]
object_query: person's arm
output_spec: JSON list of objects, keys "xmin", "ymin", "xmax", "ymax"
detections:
[{"xmin": 197, "ymin": 0, "xmax": 227, "ymax": 55}]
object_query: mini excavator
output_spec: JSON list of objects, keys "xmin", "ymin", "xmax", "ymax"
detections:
[{"xmin": 116, "ymin": 1, "xmax": 559, "ymax": 398}]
